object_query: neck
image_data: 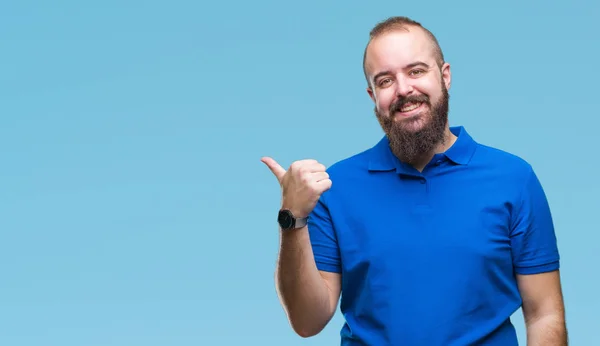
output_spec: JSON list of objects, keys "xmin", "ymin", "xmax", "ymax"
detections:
[{"xmin": 410, "ymin": 127, "xmax": 457, "ymax": 172}]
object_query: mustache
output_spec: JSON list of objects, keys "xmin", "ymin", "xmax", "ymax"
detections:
[{"xmin": 390, "ymin": 94, "xmax": 430, "ymax": 113}]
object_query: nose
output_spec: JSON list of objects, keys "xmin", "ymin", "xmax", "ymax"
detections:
[{"xmin": 395, "ymin": 75, "xmax": 414, "ymax": 96}]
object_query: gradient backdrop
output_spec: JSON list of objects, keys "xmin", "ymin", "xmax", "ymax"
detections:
[{"xmin": 1, "ymin": 0, "xmax": 598, "ymax": 345}]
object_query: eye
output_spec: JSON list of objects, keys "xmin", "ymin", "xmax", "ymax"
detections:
[
  {"xmin": 409, "ymin": 69, "xmax": 425, "ymax": 77},
  {"xmin": 378, "ymin": 78, "xmax": 393, "ymax": 87}
]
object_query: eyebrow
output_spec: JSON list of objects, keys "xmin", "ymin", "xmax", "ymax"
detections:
[
  {"xmin": 406, "ymin": 61, "xmax": 430, "ymax": 69},
  {"xmin": 372, "ymin": 61, "xmax": 431, "ymax": 82}
]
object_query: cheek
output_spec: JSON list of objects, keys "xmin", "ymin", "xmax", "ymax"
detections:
[
  {"xmin": 375, "ymin": 91, "xmax": 394, "ymax": 111},
  {"xmin": 429, "ymin": 89, "xmax": 443, "ymax": 105},
  {"xmin": 415, "ymin": 84, "xmax": 441, "ymax": 104}
]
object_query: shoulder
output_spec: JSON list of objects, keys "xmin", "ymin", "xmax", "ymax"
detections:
[
  {"xmin": 325, "ymin": 144, "xmax": 377, "ymax": 177},
  {"xmin": 471, "ymin": 142, "xmax": 535, "ymax": 179},
  {"xmin": 328, "ymin": 150, "xmax": 370, "ymax": 173},
  {"xmin": 317, "ymin": 141, "xmax": 383, "ymax": 204}
]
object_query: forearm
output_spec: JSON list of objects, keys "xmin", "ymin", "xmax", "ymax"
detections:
[
  {"xmin": 275, "ymin": 227, "xmax": 333, "ymax": 337},
  {"xmin": 526, "ymin": 313, "xmax": 568, "ymax": 346}
]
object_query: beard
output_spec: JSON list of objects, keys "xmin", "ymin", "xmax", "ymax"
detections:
[{"xmin": 375, "ymin": 82, "xmax": 449, "ymax": 165}]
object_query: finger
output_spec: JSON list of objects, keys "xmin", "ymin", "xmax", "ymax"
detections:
[
  {"xmin": 308, "ymin": 162, "xmax": 327, "ymax": 173},
  {"xmin": 315, "ymin": 178, "xmax": 332, "ymax": 192},
  {"xmin": 292, "ymin": 160, "xmax": 326, "ymax": 173},
  {"xmin": 311, "ymin": 171, "xmax": 330, "ymax": 182},
  {"xmin": 296, "ymin": 159, "xmax": 319, "ymax": 165},
  {"xmin": 261, "ymin": 156, "xmax": 286, "ymax": 182}
]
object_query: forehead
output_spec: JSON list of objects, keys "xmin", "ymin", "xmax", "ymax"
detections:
[{"xmin": 365, "ymin": 27, "xmax": 435, "ymax": 75}]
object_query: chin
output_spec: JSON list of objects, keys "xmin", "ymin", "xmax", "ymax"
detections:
[{"xmin": 396, "ymin": 113, "xmax": 429, "ymax": 130}]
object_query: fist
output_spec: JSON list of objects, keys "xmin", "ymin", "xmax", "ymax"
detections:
[{"xmin": 261, "ymin": 157, "xmax": 332, "ymax": 218}]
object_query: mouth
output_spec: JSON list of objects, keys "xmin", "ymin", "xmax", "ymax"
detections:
[{"xmin": 395, "ymin": 102, "xmax": 425, "ymax": 117}]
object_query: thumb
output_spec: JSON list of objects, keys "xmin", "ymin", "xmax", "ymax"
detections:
[{"xmin": 261, "ymin": 156, "xmax": 286, "ymax": 182}]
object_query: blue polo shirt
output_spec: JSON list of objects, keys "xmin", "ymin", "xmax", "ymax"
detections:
[{"xmin": 307, "ymin": 126, "xmax": 560, "ymax": 345}]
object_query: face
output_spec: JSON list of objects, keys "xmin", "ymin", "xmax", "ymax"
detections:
[{"xmin": 365, "ymin": 27, "xmax": 452, "ymax": 164}]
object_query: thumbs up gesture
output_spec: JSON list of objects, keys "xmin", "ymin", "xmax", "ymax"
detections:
[{"xmin": 261, "ymin": 157, "xmax": 332, "ymax": 218}]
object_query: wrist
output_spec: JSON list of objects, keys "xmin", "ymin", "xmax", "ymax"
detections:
[
  {"xmin": 278, "ymin": 209, "xmax": 309, "ymax": 230},
  {"xmin": 280, "ymin": 202, "xmax": 309, "ymax": 219}
]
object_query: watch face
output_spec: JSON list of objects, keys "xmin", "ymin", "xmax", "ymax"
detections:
[{"xmin": 278, "ymin": 210, "xmax": 294, "ymax": 229}]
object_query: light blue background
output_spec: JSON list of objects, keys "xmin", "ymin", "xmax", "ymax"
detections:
[{"xmin": 1, "ymin": 1, "xmax": 598, "ymax": 345}]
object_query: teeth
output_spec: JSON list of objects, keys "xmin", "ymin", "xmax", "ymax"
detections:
[{"xmin": 400, "ymin": 102, "xmax": 421, "ymax": 112}]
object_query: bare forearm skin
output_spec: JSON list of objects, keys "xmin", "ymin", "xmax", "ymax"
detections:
[
  {"xmin": 526, "ymin": 314, "xmax": 568, "ymax": 346},
  {"xmin": 275, "ymin": 227, "xmax": 333, "ymax": 337}
]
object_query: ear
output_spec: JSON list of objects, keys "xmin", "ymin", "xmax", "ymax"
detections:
[
  {"xmin": 367, "ymin": 86, "xmax": 376, "ymax": 103},
  {"xmin": 441, "ymin": 62, "xmax": 451, "ymax": 90}
]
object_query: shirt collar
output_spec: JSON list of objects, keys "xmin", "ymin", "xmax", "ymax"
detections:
[
  {"xmin": 367, "ymin": 135, "xmax": 400, "ymax": 172},
  {"xmin": 368, "ymin": 126, "xmax": 477, "ymax": 172},
  {"xmin": 443, "ymin": 126, "xmax": 478, "ymax": 165}
]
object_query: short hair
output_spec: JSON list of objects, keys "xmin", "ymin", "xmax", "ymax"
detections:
[{"xmin": 363, "ymin": 16, "xmax": 445, "ymax": 87}]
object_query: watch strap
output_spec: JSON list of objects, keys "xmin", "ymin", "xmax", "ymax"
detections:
[{"xmin": 293, "ymin": 216, "xmax": 308, "ymax": 229}]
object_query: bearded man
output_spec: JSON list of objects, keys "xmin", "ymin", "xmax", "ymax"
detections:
[{"xmin": 262, "ymin": 16, "xmax": 568, "ymax": 346}]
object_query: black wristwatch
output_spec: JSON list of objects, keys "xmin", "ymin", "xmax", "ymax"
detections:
[{"xmin": 277, "ymin": 209, "xmax": 308, "ymax": 230}]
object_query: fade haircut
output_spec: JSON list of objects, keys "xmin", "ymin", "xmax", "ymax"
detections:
[{"xmin": 363, "ymin": 16, "xmax": 445, "ymax": 88}]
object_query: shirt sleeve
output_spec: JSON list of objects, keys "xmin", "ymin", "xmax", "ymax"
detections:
[
  {"xmin": 307, "ymin": 193, "xmax": 341, "ymax": 274},
  {"xmin": 510, "ymin": 166, "xmax": 560, "ymax": 275}
]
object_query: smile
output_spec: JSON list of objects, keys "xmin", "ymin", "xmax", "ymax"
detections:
[{"xmin": 396, "ymin": 102, "xmax": 425, "ymax": 117}]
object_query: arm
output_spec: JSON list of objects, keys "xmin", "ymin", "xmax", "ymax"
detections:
[
  {"xmin": 276, "ymin": 227, "xmax": 341, "ymax": 337},
  {"xmin": 517, "ymin": 270, "xmax": 567, "ymax": 345},
  {"xmin": 262, "ymin": 157, "xmax": 342, "ymax": 337},
  {"xmin": 509, "ymin": 166, "xmax": 567, "ymax": 345}
]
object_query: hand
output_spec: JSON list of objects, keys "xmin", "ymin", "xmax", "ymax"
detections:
[{"xmin": 261, "ymin": 157, "xmax": 332, "ymax": 218}]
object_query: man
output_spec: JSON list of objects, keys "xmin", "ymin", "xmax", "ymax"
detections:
[{"xmin": 262, "ymin": 16, "xmax": 567, "ymax": 345}]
